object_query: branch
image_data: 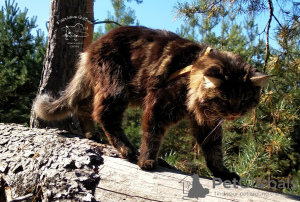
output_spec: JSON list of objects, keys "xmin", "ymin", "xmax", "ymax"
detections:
[
  {"xmin": 176, "ymin": 0, "xmax": 222, "ymax": 17},
  {"xmin": 203, "ymin": 0, "xmax": 223, "ymax": 14},
  {"xmin": 263, "ymin": 0, "xmax": 273, "ymax": 73},
  {"xmin": 272, "ymin": 13, "xmax": 283, "ymax": 29},
  {"xmin": 94, "ymin": 20, "xmax": 122, "ymax": 27}
]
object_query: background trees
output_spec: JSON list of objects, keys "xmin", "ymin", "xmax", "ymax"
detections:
[
  {"xmin": 0, "ymin": 0, "xmax": 45, "ymax": 124},
  {"xmin": 93, "ymin": 0, "xmax": 139, "ymax": 40}
]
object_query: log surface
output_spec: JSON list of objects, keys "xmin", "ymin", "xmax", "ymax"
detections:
[{"xmin": 96, "ymin": 156, "xmax": 300, "ymax": 202}]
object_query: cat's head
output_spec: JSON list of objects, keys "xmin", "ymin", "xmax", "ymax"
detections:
[{"xmin": 188, "ymin": 47, "xmax": 270, "ymax": 123}]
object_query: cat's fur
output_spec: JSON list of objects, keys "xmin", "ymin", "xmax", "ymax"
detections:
[{"xmin": 33, "ymin": 26, "xmax": 270, "ymax": 181}]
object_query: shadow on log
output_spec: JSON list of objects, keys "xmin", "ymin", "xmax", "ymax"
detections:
[{"xmin": 1, "ymin": 123, "xmax": 300, "ymax": 202}]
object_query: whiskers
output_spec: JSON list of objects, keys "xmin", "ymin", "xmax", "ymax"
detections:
[{"xmin": 201, "ymin": 118, "xmax": 224, "ymax": 146}]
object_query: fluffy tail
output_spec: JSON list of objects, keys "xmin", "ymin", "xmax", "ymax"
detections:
[
  {"xmin": 33, "ymin": 93, "xmax": 72, "ymax": 121},
  {"xmin": 33, "ymin": 52, "xmax": 91, "ymax": 121}
]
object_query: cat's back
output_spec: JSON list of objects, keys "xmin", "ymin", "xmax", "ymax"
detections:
[
  {"xmin": 97, "ymin": 26, "xmax": 181, "ymax": 42},
  {"xmin": 88, "ymin": 26, "xmax": 185, "ymax": 53},
  {"xmin": 84, "ymin": 26, "xmax": 201, "ymax": 91}
]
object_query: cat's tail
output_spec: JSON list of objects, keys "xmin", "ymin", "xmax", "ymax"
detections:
[{"xmin": 33, "ymin": 52, "xmax": 92, "ymax": 121}]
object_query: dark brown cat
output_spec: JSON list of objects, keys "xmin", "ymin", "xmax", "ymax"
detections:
[{"xmin": 33, "ymin": 26, "xmax": 270, "ymax": 181}]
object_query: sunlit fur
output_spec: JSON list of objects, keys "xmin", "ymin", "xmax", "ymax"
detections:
[{"xmin": 33, "ymin": 26, "xmax": 269, "ymax": 181}]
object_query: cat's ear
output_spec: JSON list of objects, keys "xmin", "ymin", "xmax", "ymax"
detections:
[
  {"xmin": 204, "ymin": 47, "xmax": 214, "ymax": 56},
  {"xmin": 250, "ymin": 72, "xmax": 271, "ymax": 87},
  {"xmin": 203, "ymin": 76, "xmax": 222, "ymax": 88}
]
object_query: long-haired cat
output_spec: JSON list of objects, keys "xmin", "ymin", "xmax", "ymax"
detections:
[{"xmin": 33, "ymin": 26, "xmax": 270, "ymax": 181}]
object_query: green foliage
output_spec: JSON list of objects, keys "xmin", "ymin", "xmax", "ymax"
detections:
[
  {"xmin": 162, "ymin": 150, "xmax": 178, "ymax": 166},
  {"xmin": 123, "ymin": 108, "xmax": 142, "ymax": 147},
  {"xmin": 0, "ymin": 0, "xmax": 45, "ymax": 125}
]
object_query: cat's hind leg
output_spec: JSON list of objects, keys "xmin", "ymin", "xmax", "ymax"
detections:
[
  {"xmin": 92, "ymin": 89, "xmax": 137, "ymax": 160},
  {"xmin": 78, "ymin": 115, "xmax": 97, "ymax": 140},
  {"xmin": 77, "ymin": 98, "xmax": 99, "ymax": 141}
]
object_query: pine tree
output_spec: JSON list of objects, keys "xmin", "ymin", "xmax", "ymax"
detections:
[{"xmin": 0, "ymin": 0, "xmax": 45, "ymax": 125}]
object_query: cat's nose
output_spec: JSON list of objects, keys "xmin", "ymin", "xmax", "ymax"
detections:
[{"xmin": 228, "ymin": 113, "xmax": 239, "ymax": 120}]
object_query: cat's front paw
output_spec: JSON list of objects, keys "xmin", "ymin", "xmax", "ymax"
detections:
[
  {"xmin": 85, "ymin": 132, "xmax": 102, "ymax": 143},
  {"xmin": 138, "ymin": 158, "xmax": 157, "ymax": 170},
  {"xmin": 214, "ymin": 171, "xmax": 240, "ymax": 182},
  {"xmin": 119, "ymin": 146, "xmax": 137, "ymax": 160}
]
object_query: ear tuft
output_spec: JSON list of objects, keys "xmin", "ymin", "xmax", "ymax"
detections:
[
  {"xmin": 203, "ymin": 76, "xmax": 222, "ymax": 88},
  {"xmin": 250, "ymin": 72, "xmax": 271, "ymax": 87},
  {"xmin": 204, "ymin": 47, "xmax": 214, "ymax": 56}
]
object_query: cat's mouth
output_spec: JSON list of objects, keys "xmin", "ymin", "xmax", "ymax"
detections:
[
  {"xmin": 216, "ymin": 111, "xmax": 242, "ymax": 121},
  {"xmin": 224, "ymin": 113, "xmax": 241, "ymax": 121},
  {"xmin": 204, "ymin": 109, "xmax": 243, "ymax": 121}
]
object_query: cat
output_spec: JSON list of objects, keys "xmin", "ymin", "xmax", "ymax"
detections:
[{"xmin": 33, "ymin": 26, "xmax": 270, "ymax": 181}]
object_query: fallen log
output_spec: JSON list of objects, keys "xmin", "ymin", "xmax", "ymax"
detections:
[{"xmin": 0, "ymin": 123, "xmax": 299, "ymax": 202}]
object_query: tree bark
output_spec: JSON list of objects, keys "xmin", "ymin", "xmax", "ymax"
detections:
[
  {"xmin": 30, "ymin": 0, "xmax": 94, "ymax": 131},
  {"xmin": 0, "ymin": 123, "xmax": 103, "ymax": 201}
]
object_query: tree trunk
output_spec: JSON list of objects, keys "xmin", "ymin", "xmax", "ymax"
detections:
[{"xmin": 30, "ymin": 0, "xmax": 94, "ymax": 131}]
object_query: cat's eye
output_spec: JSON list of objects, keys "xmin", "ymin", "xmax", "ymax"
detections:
[
  {"xmin": 241, "ymin": 97, "xmax": 251, "ymax": 103},
  {"xmin": 219, "ymin": 94, "xmax": 227, "ymax": 101},
  {"xmin": 240, "ymin": 93, "xmax": 251, "ymax": 102}
]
